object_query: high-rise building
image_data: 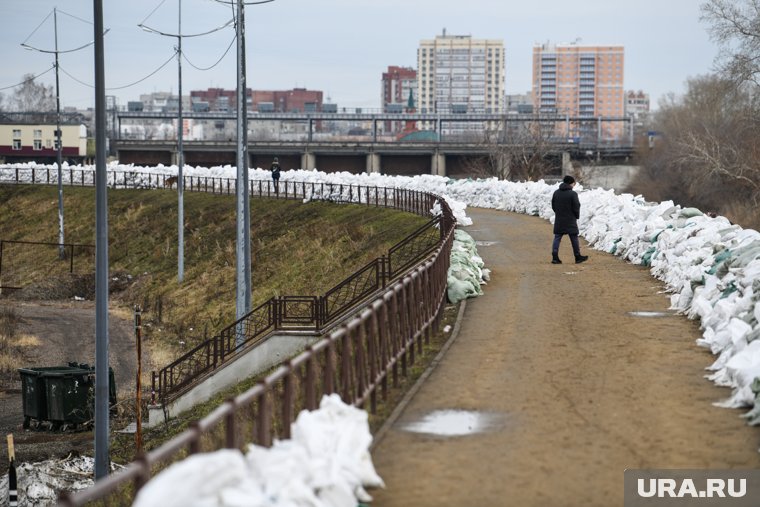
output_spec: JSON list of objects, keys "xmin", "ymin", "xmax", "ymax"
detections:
[
  {"xmin": 417, "ymin": 30, "xmax": 505, "ymax": 117},
  {"xmin": 532, "ymin": 41, "xmax": 625, "ymax": 140},
  {"xmin": 381, "ymin": 66, "xmax": 417, "ymax": 133},
  {"xmin": 382, "ymin": 66, "xmax": 417, "ymax": 112}
]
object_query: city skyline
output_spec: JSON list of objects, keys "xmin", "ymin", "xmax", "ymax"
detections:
[{"xmin": 1, "ymin": 0, "xmax": 717, "ymax": 111}]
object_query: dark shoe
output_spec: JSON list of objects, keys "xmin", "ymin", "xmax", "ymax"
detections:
[
  {"xmin": 552, "ymin": 253, "xmax": 562, "ymax": 264},
  {"xmin": 575, "ymin": 254, "xmax": 589, "ymax": 264}
]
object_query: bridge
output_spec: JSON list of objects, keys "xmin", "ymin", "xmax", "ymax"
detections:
[{"xmin": 115, "ymin": 111, "xmax": 636, "ymax": 175}]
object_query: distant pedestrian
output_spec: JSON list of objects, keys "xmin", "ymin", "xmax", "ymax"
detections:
[
  {"xmin": 551, "ymin": 175, "xmax": 588, "ymax": 264},
  {"xmin": 270, "ymin": 157, "xmax": 281, "ymax": 194}
]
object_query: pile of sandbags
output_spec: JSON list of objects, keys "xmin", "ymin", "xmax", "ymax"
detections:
[{"xmin": 133, "ymin": 394, "xmax": 384, "ymax": 507}]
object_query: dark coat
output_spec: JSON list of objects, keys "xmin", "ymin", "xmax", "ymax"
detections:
[
  {"xmin": 270, "ymin": 162, "xmax": 281, "ymax": 180},
  {"xmin": 551, "ymin": 182, "xmax": 580, "ymax": 235}
]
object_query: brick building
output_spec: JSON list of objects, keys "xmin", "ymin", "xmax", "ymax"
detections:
[{"xmin": 251, "ymin": 88, "xmax": 323, "ymax": 113}]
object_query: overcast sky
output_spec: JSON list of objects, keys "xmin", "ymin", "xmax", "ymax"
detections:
[{"xmin": 1, "ymin": 0, "xmax": 718, "ymax": 111}]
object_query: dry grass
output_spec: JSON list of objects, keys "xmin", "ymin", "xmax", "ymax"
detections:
[
  {"xmin": 0, "ymin": 186, "xmax": 427, "ymax": 362},
  {"xmin": 0, "ymin": 305, "xmax": 37, "ymax": 383}
]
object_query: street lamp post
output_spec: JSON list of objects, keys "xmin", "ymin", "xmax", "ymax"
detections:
[{"xmin": 139, "ymin": 4, "xmax": 234, "ymax": 284}]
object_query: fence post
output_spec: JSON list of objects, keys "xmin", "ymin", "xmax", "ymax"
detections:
[
  {"xmin": 69, "ymin": 244, "xmax": 74, "ymax": 273},
  {"xmin": 282, "ymin": 365, "xmax": 293, "ymax": 439}
]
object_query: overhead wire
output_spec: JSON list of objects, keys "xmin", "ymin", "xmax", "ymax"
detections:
[
  {"xmin": 57, "ymin": 49, "xmax": 178, "ymax": 91},
  {"xmin": 182, "ymin": 34, "xmax": 236, "ymax": 71},
  {"xmin": 0, "ymin": 66, "xmax": 56, "ymax": 91},
  {"xmin": 21, "ymin": 10, "xmax": 54, "ymax": 46}
]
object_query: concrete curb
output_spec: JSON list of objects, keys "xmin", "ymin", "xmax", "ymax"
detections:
[{"xmin": 370, "ymin": 299, "xmax": 468, "ymax": 451}]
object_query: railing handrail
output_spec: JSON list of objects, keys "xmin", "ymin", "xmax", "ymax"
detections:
[
  {"xmin": 153, "ymin": 183, "xmax": 447, "ymax": 403},
  {"xmin": 1, "ymin": 166, "xmax": 457, "ymax": 507}
]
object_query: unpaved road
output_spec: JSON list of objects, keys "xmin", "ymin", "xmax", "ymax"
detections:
[
  {"xmin": 0, "ymin": 300, "xmax": 136, "ymax": 468},
  {"xmin": 371, "ymin": 208, "xmax": 760, "ymax": 506}
]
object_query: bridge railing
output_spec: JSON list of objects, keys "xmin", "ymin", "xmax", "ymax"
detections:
[{"xmin": 58, "ymin": 178, "xmax": 455, "ymax": 507}]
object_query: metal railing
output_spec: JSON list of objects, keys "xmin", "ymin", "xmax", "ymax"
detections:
[
  {"xmin": 0, "ymin": 239, "xmax": 95, "ymax": 291},
  {"xmin": 56, "ymin": 176, "xmax": 455, "ymax": 507},
  {"xmin": 150, "ymin": 187, "xmax": 444, "ymax": 404}
]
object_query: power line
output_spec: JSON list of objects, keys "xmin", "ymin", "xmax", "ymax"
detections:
[
  {"xmin": 57, "ymin": 50, "xmax": 178, "ymax": 91},
  {"xmin": 139, "ymin": 0, "xmax": 169, "ymax": 27},
  {"xmin": 21, "ymin": 10, "xmax": 54, "ymax": 46},
  {"xmin": 182, "ymin": 34, "xmax": 236, "ymax": 71},
  {"xmin": 0, "ymin": 66, "xmax": 56, "ymax": 91},
  {"xmin": 57, "ymin": 9, "xmax": 95, "ymax": 26}
]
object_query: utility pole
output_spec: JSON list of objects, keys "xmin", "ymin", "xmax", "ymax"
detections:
[
  {"xmin": 93, "ymin": 0, "xmax": 110, "ymax": 481},
  {"xmin": 235, "ymin": 0, "xmax": 251, "ymax": 346},
  {"xmin": 177, "ymin": 0, "xmax": 185, "ymax": 283},
  {"xmin": 139, "ymin": 3, "xmax": 232, "ymax": 284},
  {"xmin": 53, "ymin": 8, "xmax": 65, "ymax": 260}
]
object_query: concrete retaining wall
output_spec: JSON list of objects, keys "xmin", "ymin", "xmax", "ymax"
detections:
[{"xmin": 147, "ymin": 333, "xmax": 319, "ymax": 427}]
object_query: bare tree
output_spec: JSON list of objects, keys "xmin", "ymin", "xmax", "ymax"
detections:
[
  {"xmin": 701, "ymin": 0, "xmax": 760, "ymax": 86},
  {"xmin": 9, "ymin": 74, "xmax": 55, "ymax": 112},
  {"xmin": 629, "ymin": 74, "xmax": 760, "ymax": 226},
  {"xmin": 466, "ymin": 121, "xmax": 554, "ymax": 181}
]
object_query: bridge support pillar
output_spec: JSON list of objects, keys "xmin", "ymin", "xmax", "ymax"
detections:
[
  {"xmin": 301, "ymin": 151, "xmax": 316, "ymax": 170},
  {"xmin": 562, "ymin": 151, "xmax": 572, "ymax": 174},
  {"xmin": 366, "ymin": 152, "xmax": 381, "ymax": 174},
  {"xmin": 171, "ymin": 149, "xmax": 179, "ymax": 166},
  {"xmin": 432, "ymin": 151, "xmax": 446, "ymax": 176}
]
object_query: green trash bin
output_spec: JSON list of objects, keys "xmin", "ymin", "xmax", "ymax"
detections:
[
  {"xmin": 19, "ymin": 364, "xmax": 116, "ymax": 429},
  {"xmin": 18, "ymin": 367, "xmax": 60, "ymax": 428},
  {"xmin": 67, "ymin": 362, "xmax": 117, "ymax": 409},
  {"xmin": 44, "ymin": 366, "xmax": 95, "ymax": 427}
]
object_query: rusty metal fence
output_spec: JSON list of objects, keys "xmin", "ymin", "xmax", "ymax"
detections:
[
  {"xmin": 59, "ymin": 227, "xmax": 451, "ymax": 506},
  {"xmin": 0, "ymin": 239, "xmax": 95, "ymax": 292},
  {"xmin": 0, "ymin": 167, "xmax": 455, "ymax": 506},
  {"xmin": 151, "ymin": 186, "xmax": 445, "ymax": 405}
]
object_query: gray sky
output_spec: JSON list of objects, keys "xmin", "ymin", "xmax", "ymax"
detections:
[{"xmin": 1, "ymin": 0, "xmax": 718, "ymax": 111}]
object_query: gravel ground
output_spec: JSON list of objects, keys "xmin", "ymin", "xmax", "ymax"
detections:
[{"xmin": 0, "ymin": 299, "xmax": 137, "ymax": 474}]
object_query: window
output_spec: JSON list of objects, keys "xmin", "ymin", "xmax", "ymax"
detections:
[
  {"xmin": 46, "ymin": 139, "xmax": 52, "ymax": 148},
  {"xmin": 13, "ymin": 129, "xmax": 21, "ymax": 138},
  {"xmin": 12, "ymin": 139, "xmax": 21, "ymax": 150},
  {"xmin": 34, "ymin": 129, "xmax": 42, "ymax": 139},
  {"xmin": 33, "ymin": 139, "xmax": 42, "ymax": 150}
]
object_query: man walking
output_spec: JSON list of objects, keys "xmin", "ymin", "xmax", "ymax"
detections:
[{"xmin": 551, "ymin": 175, "xmax": 588, "ymax": 264}]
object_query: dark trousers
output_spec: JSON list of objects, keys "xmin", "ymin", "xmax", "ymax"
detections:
[{"xmin": 553, "ymin": 233, "xmax": 581, "ymax": 256}]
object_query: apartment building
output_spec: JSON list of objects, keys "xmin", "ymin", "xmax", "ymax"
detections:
[
  {"xmin": 532, "ymin": 41, "xmax": 625, "ymax": 140},
  {"xmin": 381, "ymin": 66, "xmax": 417, "ymax": 133},
  {"xmin": 417, "ymin": 30, "xmax": 505, "ymax": 118},
  {"xmin": 251, "ymin": 88, "xmax": 323, "ymax": 113}
]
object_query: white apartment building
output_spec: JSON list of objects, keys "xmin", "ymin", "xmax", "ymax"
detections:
[{"xmin": 417, "ymin": 30, "xmax": 505, "ymax": 117}]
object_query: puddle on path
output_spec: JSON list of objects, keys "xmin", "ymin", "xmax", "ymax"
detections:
[
  {"xmin": 475, "ymin": 240, "xmax": 499, "ymax": 247},
  {"xmin": 628, "ymin": 311, "xmax": 672, "ymax": 318},
  {"xmin": 400, "ymin": 409, "xmax": 503, "ymax": 437}
]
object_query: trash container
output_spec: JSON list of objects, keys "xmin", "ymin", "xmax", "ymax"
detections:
[
  {"xmin": 18, "ymin": 367, "xmax": 61, "ymax": 428},
  {"xmin": 67, "ymin": 362, "xmax": 117, "ymax": 408},
  {"xmin": 18, "ymin": 364, "xmax": 116, "ymax": 429},
  {"xmin": 44, "ymin": 366, "xmax": 95, "ymax": 427}
]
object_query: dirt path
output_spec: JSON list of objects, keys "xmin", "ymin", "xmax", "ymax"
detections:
[
  {"xmin": 371, "ymin": 208, "xmax": 760, "ymax": 506},
  {"xmin": 0, "ymin": 300, "xmax": 136, "ymax": 467}
]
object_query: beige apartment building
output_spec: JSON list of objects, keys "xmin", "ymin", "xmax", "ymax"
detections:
[
  {"xmin": 417, "ymin": 30, "xmax": 505, "ymax": 123},
  {"xmin": 532, "ymin": 41, "xmax": 625, "ymax": 141}
]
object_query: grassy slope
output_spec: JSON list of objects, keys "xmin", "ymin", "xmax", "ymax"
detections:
[{"xmin": 0, "ymin": 185, "xmax": 427, "ymax": 356}]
